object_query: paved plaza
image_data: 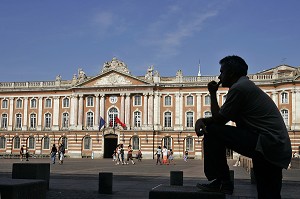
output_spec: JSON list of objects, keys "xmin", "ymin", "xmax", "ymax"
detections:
[{"xmin": 1, "ymin": 158, "xmax": 300, "ymax": 199}]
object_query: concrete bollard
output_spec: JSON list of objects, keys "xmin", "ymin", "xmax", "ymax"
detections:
[
  {"xmin": 170, "ymin": 171, "xmax": 183, "ymax": 186},
  {"xmin": 99, "ymin": 172, "xmax": 113, "ymax": 194}
]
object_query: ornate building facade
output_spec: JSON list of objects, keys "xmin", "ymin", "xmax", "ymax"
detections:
[{"xmin": 0, "ymin": 57, "xmax": 300, "ymax": 159}]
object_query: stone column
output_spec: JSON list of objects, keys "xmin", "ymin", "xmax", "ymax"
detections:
[
  {"xmin": 174, "ymin": 93, "xmax": 180, "ymax": 130},
  {"xmin": 125, "ymin": 93, "xmax": 131, "ymax": 129},
  {"xmin": 52, "ymin": 96, "xmax": 60, "ymax": 131},
  {"xmin": 22, "ymin": 97, "xmax": 28, "ymax": 131},
  {"xmin": 143, "ymin": 93, "xmax": 148, "ymax": 127},
  {"xmin": 153, "ymin": 92, "xmax": 161, "ymax": 130},
  {"xmin": 272, "ymin": 91, "xmax": 278, "ymax": 106},
  {"xmin": 120, "ymin": 93, "xmax": 125, "ymax": 123},
  {"xmin": 37, "ymin": 97, "xmax": 43, "ymax": 131},
  {"xmin": 179, "ymin": 93, "xmax": 183, "ymax": 130},
  {"xmin": 292, "ymin": 89, "xmax": 300, "ymax": 129},
  {"xmin": 94, "ymin": 94, "xmax": 100, "ymax": 130},
  {"xmin": 148, "ymin": 93, "xmax": 154, "ymax": 126},
  {"xmin": 77, "ymin": 95, "xmax": 84, "ymax": 130},
  {"xmin": 100, "ymin": 94, "xmax": 105, "ymax": 119},
  {"xmin": 196, "ymin": 94, "xmax": 202, "ymax": 118},
  {"xmin": 8, "ymin": 97, "xmax": 14, "ymax": 131},
  {"xmin": 70, "ymin": 94, "xmax": 78, "ymax": 130}
]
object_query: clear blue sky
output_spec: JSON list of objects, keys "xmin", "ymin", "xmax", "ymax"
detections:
[{"xmin": 1, "ymin": 0, "xmax": 299, "ymax": 82}]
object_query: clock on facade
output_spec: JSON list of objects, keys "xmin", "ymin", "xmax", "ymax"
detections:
[{"xmin": 109, "ymin": 96, "xmax": 118, "ymax": 104}]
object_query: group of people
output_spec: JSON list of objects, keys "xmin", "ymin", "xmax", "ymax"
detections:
[
  {"xmin": 50, "ymin": 143, "xmax": 65, "ymax": 164},
  {"xmin": 112, "ymin": 144, "xmax": 142, "ymax": 165},
  {"xmin": 155, "ymin": 146, "xmax": 174, "ymax": 165}
]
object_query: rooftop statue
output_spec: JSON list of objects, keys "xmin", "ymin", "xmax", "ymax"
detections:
[{"xmin": 101, "ymin": 57, "xmax": 130, "ymax": 74}]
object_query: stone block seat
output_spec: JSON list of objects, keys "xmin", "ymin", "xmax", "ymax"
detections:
[
  {"xmin": 149, "ymin": 184, "xmax": 225, "ymax": 199},
  {"xmin": 0, "ymin": 178, "xmax": 47, "ymax": 199}
]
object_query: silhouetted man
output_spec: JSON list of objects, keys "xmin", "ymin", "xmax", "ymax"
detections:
[{"xmin": 195, "ymin": 55, "xmax": 292, "ymax": 199}]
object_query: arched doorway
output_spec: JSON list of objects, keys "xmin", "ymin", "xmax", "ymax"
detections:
[{"xmin": 103, "ymin": 134, "xmax": 118, "ymax": 158}]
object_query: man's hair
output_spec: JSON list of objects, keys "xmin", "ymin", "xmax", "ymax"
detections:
[{"xmin": 219, "ymin": 55, "xmax": 248, "ymax": 77}]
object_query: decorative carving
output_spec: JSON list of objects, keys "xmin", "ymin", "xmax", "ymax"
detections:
[
  {"xmin": 101, "ymin": 57, "xmax": 130, "ymax": 74},
  {"xmin": 95, "ymin": 73, "xmax": 132, "ymax": 85},
  {"xmin": 145, "ymin": 65, "xmax": 154, "ymax": 80}
]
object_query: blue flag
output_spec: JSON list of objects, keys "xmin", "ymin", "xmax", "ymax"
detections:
[{"xmin": 99, "ymin": 116, "xmax": 106, "ymax": 131}]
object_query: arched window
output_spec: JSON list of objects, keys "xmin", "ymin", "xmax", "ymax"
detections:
[
  {"xmin": 134, "ymin": 111, "xmax": 141, "ymax": 127},
  {"xmin": 15, "ymin": 113, "xmax": 22, "ymax": 129},
  {"xmin": 132, "ymin": 136, "xmax": 139, "ymax": 150},
  {"xmin": 164, "ymin": 96, "xmax": 171, "ymax": 106},
  {"xmin": 45, "ymin": 113, "xmax": 51, "ymax": 128},
  {"xmin": 28, "ymin": 136, "xmax": 35, "ymax": 149},
  {"xmin": 43, "ymin": 137, "xmax": 50, "ymax": 150},
  {"xmin": 86, "ymin": 112, "xmax": 94, "ymax": 127},
  {"xmin": 16, "ymin": 98, "xmax": 22, "ymax": 108},
  {"xmin": 204, "ymin": 111, "xmax": 212, "ymax": 118},
  {"xmin": 164, "ymin": 112, "xmax": 172, "ymax": 127},
  {"xmin": 163, "ymin": 137, "xmax": 172, "ymax": 150},
  {"xmin": 63, "ymin": 98, "xmax": 70, "ymax": 108},
  {"xmin": 30, "ymin": 113, "xmax": 37, "ymax": 129},
  {"xmin": 186, "ymin": 111, "xmax": 194, "ymax": 127},
  {"xmin": 2, "ymin": 99, "xmax": 8, "ymax": 109},
  {"xmin": 204, "ymin": 95, "xmax": 211, "ymax": 105},
  {"xmin": 0, "ymin": 136, "xmax": 6, "ymax": 149},
  {"xmin": 108, "ymin": 108, "xmax": 118, "ymax": 127},
  {"xmin": 13, "ymin": 137, "xmax": 20, "ymax": 149},
  {"xmin": 281, "ymin": 109, "xmax": 289, "ymax": 126},
  {"xmin": 185, "ymin": 137, "xmax": 194, "ymax": 151},
  {"xmin": 1, "ymin": 114, "xmax": 8, "ymax": 129},
  {"xmin": 30, "ymin": 98, "xmax": 37, "ymax": 108},
  {"xmin": 281, "ymin": 92, "xmax": 288, "ymax": 104},
  {"xmin": 186, "ymin": 95, "xmax": 193, "ymax": 106},
  {"xmin": 83, "ymin": 136, "xmax": 92, "ymax": 150},
  {"xmin": 59, "ymin": 137, "xmax": 68, "ymax": 149},
  {"xmin": 62, "ymin": 113, "xmax": 69, "ymax": 128}
]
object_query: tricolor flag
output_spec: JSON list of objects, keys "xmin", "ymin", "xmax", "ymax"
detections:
[
  {"xmin": 115, "ymin": 117, "xmax": 126, "ymax": 128},
  {"xmin": 99, "ymin": 116, "xmax": 106, "ymax": 131}
]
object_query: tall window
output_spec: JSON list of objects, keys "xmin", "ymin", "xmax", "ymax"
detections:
[
  {"xmin": 281, "ymin": 92, "xmax": 288, "ymax": 104},
  {"xmin": 108, "ymin": 108, "xmax": 118, "ymax": 127},
  {"xmin": 30, "ymin": 113, "xmax": 37, "ymax": 129},
  {"xmin": 204, "ymin": 95, "xmax": 210, "ymax": 105},
  {"xmin": 16, "ymin": 114, "xmax": 22, "ymax": 129},
  {"xmin": 83, "ymin": 136, "xmax": 91, "ymax": 150},
  {"xmin": 165, "ymin": 96, "xmax": 171, "ymax": 106},
  {"xmin": 86, "ymin": 112, "xmax": 94, "ymax": 127},
  {"xmin": 186, "ymin": 111, "xmax": 194, "ymax": 127},
  {"xmin": 186, "ymin": 137, "xmax": 194, "ymax": 151},
  {"xmin": 43, "ymin": 137, "xmax": 50, "ymax": 150},
  {"xmin": 281, "ymin": 109, "xmax": 289, "ymax": 126},
  {"xmin": 45, "ymin": 113, "xmax": 51, "ymax": 128},
  {"xmin": 63, "ymin": 98, "xmax": 70, "ymax": 108},
  {"xmin": 2, "ymin": 99, "xmax": 8, "ymax": 109},
  {"xmin": 163, "ymin": 137, "xmax": 172, "ymax": 150},
  {"xmin": 134, "ymin": 95, "xmax": 142, "ymax": 106},
  {"xmin": 186, "ymin": 95, "xmax": 193, "ymax": 106},
  {"xmin": 28, "ymin": 136, "xmax": 35, "ymax": 149},
  {"xmin": 164, "ymin": 112, "xmax": 172, "ymax": 127},
  {"xmin": 31, "ymin": 98, "xmax": 37, "ymax": 108},
  {"xmin": 45, "ymin": 98, "xmax": 52, "ymax": 108},
  {"xmin": 13, "ymin": 137, "xmax": 20, "ymax": 149},
  {"xmin": 0, "ymin": 136, "xmax": 6, "ymax": 149},
  {"xmin": 134, "ymin": 111, "xmax": 141, "ymax": 127},
  {"xmin": 132, "ymin": 136, "xmax": 139, "ymax": 150},
  {"xmin": 16, "ymin": 99, "xmax": 22, "ymax": 108},
  {"xmin": 62, "ymin": 113, "xmax": 69, "ymax": 128},
  {"xmin": 1, "ymin": 114, "xmax": 8, "ymax": 129},
  {"xmin": 86, "ymin": 96, "xmax": 94, "ymax": 107},
  {"xmin": 204, "ymin": 111, "xmax": 212, "ymax": 118}
]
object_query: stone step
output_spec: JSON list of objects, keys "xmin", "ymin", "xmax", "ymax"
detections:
[{"xmin": 149, "ymin": 184, "xmax": 225, "ymax": 199}]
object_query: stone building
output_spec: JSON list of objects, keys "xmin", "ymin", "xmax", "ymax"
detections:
[{"xmin": 0, "ymin": 57, "xmax": 300, "ymax": 159}]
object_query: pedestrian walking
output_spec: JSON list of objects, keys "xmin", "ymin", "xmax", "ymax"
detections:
[
  {"xmin": 50, "ymin": 144, "xmax": 57, "ymax": 164},
  {"xmin": 20, "ymin": 145, "xmax": 24, "ymax": 161},
  {"xmin": 155, "ymin": 146, "xmax": 162, "ymax": 165},
  {"xmin": 184, "ymin": 150, "xmax": 188, "ymax": 162},
  {"xmin": 58, "ymin": 143, "xmax": 65, "ymax": 164},
  {"xmin": 127, "ymin": 145, "xmax": 135, "ymax": 165},
  {"xmin": 162, "ymin": 146, "xmax": 168, "ymax": 165}
]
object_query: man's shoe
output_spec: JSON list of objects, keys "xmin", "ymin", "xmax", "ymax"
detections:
[{"xmin": 196, "ymin": 179, "xmax": 233, "ymax": 195}]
